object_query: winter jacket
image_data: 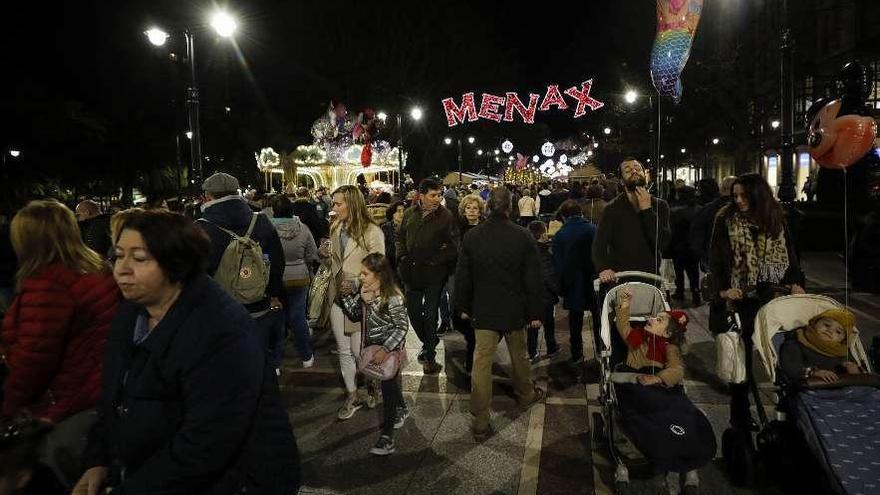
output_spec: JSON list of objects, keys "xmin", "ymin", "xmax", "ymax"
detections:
[
  {"xmin": 198, "ymin": 196, "xmax": 285, "ymax": 314},
  {"xmin": 1, "ymin": 263, "xmax": 120, "ymax": 422},
  {"xmin": 536, "ymin": 189, "xmax": 552, "ymax": 215},
  {"xmin": 689, "ymin": 195, "xmax": 730, "ymax": 268},
  {"xmin": 381, "ymin": 220, "xmax": 399, "ymax": 275},
  {"xmin": 79, "ymin": 213, "xmax": 113, "ymax": 259},
  {"xmin": 83, "ymin": 275, "xmax": 300, "ymax": 494},
  {"xmin": 536, "ymin": 241, "xmax": 560, "ymax": 306},
  {"xmin": 668, "ymin": 202, "xmax": 701, "ymax": 260},
  {"xmin": 292, "ymin": 198, "xmax": 329, "ymax": 244},
  {"xmin": 552, "ymin": 216, "xmax": 597, "ymax": 312},
  {"xmin": 518, "ymin": 196, "xmax": 537, "ymax": 218},
  {"xmin": 327, "ymin": 222, "xmax": 385, "ymax": 334},
  {"xmin": 592, "ymin": 193, "xmax": 671, "ymax": 275},
  {"xmin": 272, "ymin": 216, "xmax": 319, "ymax": 287},
  {"xmin": 454, "ymin": 215, "xmax": 543, "ymax": 332},
  {"xmin": 396, "ymin": 205, "xmax": 459, "ymax": 288},
  {"xmin": 708, "ymin": 205, "xmax": 804, "ymax": 301},
  {"xmin": 338, "ymin": 290, "xmax": 408, "ymax": 352}
]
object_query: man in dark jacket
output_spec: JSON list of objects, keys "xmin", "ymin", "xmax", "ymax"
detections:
[
  {"xmin": 669, "ymin": 186, "xmax": 702, "ymax": 304},
  {"xmin": 689, "ymin": 175, "xmax": 736, "ymax": 269},
  {"xmin": 76, "ymin": 200, "xmax": 112, "ymax": 259},
  {"xmin": 292, "ymin": 187, "xmax": 329, "ymax": 245},
  {"xmin": 197, "ymin": 173, "xmax": 287, "ymax": 369},
  {"xmin": 397, "ymin": 178, "xmax": 459, "ymax": 373},
  {"xmin": 454, "ymin": 187, "xmax": 544, "ymax": 440},
  {"xmin": 592, "ymin": 159, "xmax": 671, "ymax": 282}
]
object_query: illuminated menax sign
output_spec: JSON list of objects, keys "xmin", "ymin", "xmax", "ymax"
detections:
[{"xmin": 441, "ymin": 79, "xmax": 604, "ymax": 127}]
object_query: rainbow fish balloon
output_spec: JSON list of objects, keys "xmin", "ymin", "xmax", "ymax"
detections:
[{"xmin": 650, "ymin": 0, "xmax": 704, "ymax": 104}]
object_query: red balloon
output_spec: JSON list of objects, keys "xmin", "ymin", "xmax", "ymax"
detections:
[{"xmin": 808, "ymin": 99, "xmax": 877, "ymax": 169}]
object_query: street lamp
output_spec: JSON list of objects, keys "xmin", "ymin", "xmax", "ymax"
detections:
[
  {"xmin": 445, "ymin": 136, "xmax": 477, "ymax": 183},
  {"xmin": 771, "ymin": 120, "xmax": 781, "ymax": 129},
  {"xmin": 410, "ymin": 107, "xmax": 423, "ymax": 121},
  {"xmin": 377, "ymin": 111, "xmax": 388, "ymax": 122},
  {"xmin": 8, "ymin": 149, "xmax": 20, "ymax": 158},
  {"xmin": 3, "ymin": 148, "xmax": 22, "ymax": 215},
  {"xmin": 477, "ymin": 149, "xmax": 484, "ymax": 156},
  {"xmin": 467, "ymin": 136, "xmax": 475, "ymax": 144},
  {"xmin": 603, "ymin": 127, "xmax": 612, "ymax": 135},
  {"xmin": 680, "ymin": 148, "xmax": 687, "ymax": 154},
  {"xmin": 712, "ymin": 137, "xmax": 720, "ymax": 145},
  {"xmin": 394, "ymin": 106, "xmax": 424, "ymax": 189},
  {"xmin": 185, "ymin": 131, "xmax": 193, "ymax": 140},
  {"xmin": 144, "ymin": 9, "xmax": 239, "ymax": 186},
  {"xmin": 624, "ymin": 90, "xmax": 638, "ymax": 104},
  {"xmin": 444, "ymin": 137, "xmax": 453, "ymax": 145}
]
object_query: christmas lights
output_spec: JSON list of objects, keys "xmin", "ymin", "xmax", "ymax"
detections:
[{"xmin": 441, "ymin": 79, "xmax": 605, "ymax": 127}]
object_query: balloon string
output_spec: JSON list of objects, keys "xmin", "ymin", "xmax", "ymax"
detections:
[{"xmin": 843, "ymin": 167, "xmax": 851, "ymax": 360}]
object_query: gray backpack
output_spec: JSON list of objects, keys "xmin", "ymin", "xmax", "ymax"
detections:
[{"xmin": 202, "ymin": 213, "xmax": 269, "ymax": 304}]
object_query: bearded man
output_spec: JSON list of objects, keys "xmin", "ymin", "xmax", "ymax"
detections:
[{"xmin": 592, "ymin": 158, "xmax": 671, "ymax": 283}]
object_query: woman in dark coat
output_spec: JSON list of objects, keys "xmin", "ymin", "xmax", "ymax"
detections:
[
  {"xmin": 552, "ymin": 200, "xmax": 598, "ymax": 364},
  {"xmin": 709, "ymin": 173, "xmax": 804, "ymax": 429},
  {"xmin": 75, "ymin": 210, "xmax": 300, "ymax": 495},
  {"xmin": 452, "ymin": 194, "xmax": 485, "ymax": 372}
]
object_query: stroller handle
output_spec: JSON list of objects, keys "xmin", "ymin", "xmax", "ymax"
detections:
[{"xmin": 593, "ymin": 271, "xmax": 669, "ymax": 293}]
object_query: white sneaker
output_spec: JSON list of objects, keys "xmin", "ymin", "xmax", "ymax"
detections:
[{"xmin": 302, "ymin": 357, "xmax": 315, "ymax": 368}]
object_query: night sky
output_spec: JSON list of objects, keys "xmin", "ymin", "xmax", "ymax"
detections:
[{"xmin": 1, "ymin": 0, "xmax": 741, "ymax": 189}]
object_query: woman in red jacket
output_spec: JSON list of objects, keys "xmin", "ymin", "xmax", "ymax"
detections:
[{"xmin": 1, "ymin": 200, "xmax": 120, "ymax": 485}]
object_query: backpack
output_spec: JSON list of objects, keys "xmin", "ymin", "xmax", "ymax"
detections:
[{"xmin": 202, "ymin": 213, "xmax": 270, "ymax": 304}]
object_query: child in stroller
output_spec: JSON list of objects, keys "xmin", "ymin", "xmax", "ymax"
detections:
[
  {"xmin": 608, "ymin": 287, "xmax": 715, "ymax": 494},
  {"xmin": 779, "ymin": 308, "xmax": 862, "ymax": 386}
]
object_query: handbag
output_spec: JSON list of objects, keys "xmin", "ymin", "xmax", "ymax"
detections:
[
  {"xmin": 356, "ymin": 303, "xmax": 408, "ymax": 381},
  {"xmin": 307, "ymin": 262, "xmax": 333, "ymax": 328},
  {"xmin": 716, "ymin": 311, "xmax": 746, "ymax": 384}
]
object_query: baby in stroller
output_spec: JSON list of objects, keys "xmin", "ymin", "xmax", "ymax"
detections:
[
  {"xmin": 779, "ymin": 308, "xmax": 862, "ymax": 386},
  {"xmin": 612, "ymin": 288, "xmax": 715, "ymax": 494}
]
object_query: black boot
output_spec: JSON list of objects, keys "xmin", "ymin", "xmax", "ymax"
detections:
[{"xmin": 691, "ymin": 289, "xmax": 702, "ymax": 307}]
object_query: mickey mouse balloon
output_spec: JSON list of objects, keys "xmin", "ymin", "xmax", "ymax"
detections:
[{"xmin": 806, "ymin": 98, "xmax": 877, "ymax": 169}]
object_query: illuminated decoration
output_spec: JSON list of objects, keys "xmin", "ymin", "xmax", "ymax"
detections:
[
  {"xmin": 259, "ymin": 103, "xmax": 401, "ymax": 191},
  {"xmin": 650, "ymin": 0, "xmax": 704, "ymax": 103},
  {"xmin": 532, "ymin": 155, "xmax": 540, "ymax": 163},
  {"xmin": 541, "ymin": 141, "xmax": 556, "ymax": 157},
  {"xmin": 503, "ymin": 166, "xmax": 542, "ymax": 184},
  {"xmin": 441, "ymin": 79, "xmax": 605, "ymax": 127},
  {"xmin": 515, "ymin": 153, "xmax": 528, "ymax": 170},
  {"xmin": 501, "ymin": 139, "xmax": 514, "ymax": 154},
  {"xmin": 255, "ymin": 147, "xmax": 280, "ymax": 171},
  {"xmin": 559, "ymin": 154, "xmax": 568, "ymax": 164}
]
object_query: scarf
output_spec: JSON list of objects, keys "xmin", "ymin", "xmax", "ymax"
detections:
[
  {"xmin": 726, "ymin": 211, "xmax": 789, "ymax": 290},
  {"xmin": 419, "ymin": 200, "xmax": 439, "ymax": 218}
]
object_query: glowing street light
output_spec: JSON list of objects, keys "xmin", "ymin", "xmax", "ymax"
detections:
[
  {"xmin": 410, "ymin": 107, "xmax": 423, "ymax": 121},
  {"xmin": 771, "ymin": 120, "xmax": 780, "ymax": 129},
  {"xmin": 603, "ymin": 127, "xmax": 612, "ymax": 135},
  {"xmin": 377, "ymin": 111, "xmax": 388, "ymax": 122},
  {"xmin": 8, "ymin": 149, "xmax": 21, "ymax": 158},
  {"xmin": 210, "ymin": 11, "xmax": 238, "ymax": 38},
  {"xmin": 185, "ymin": 131, "xmax": 193, "ymax": 140},
  {"xmin": 494, "ymin": 149, "xmax": 500, "ymax": 155},
  {"xmin": 624, "ymin": 90, "xmax": 638, "ymax": 104},
  {"xmin": 477, "ymin": 149, "xmax": 484, "ymax": 156},
  {"xmin": 444, "ymin": 137, "xmax": 453, "ymax": 145},
  {"xmin": 712, "ymin": 137, "xmax": 720, "ymax": 145},
  {"xmin": 467, "ymin": 136, "xmax": 475, "ymax": 144},
  {"xmin": 680, "ymin": 148, "xmax": 687, "ymax": 154},
  {"xmin": 145, "ymin": 27, "xmax": 169, "ymax": 46}
]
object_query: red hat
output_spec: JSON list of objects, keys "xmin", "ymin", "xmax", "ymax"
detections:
[{"xmin": 667, "ymin": 310, "xmax": 689, "ymax": 330}]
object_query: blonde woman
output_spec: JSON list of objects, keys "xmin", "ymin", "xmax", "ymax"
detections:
[
  {"xmin": 454, "ymin": 194, "xmax": 485, "ymax": 371},
  {"xmin": 325, "ymin": 185, "xmax": 385, "ymax": 420},
  {"xmin": 2, "ymin": 200, "xmax": 121, "ymax": 485}
]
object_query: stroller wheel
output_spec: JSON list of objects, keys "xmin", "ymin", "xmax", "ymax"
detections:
[{"xmin": 722, "ymin": 427, "xmax": 757, "ymax": 487}]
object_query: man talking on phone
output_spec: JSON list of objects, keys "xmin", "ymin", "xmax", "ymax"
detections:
[{"xmin": 592, "ymin": 158, "xmax": 671, "ymax": 283}]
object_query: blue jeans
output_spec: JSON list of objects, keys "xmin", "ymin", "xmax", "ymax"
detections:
[
  {"xmin": 286, "ymin": 287, "xmax": 313, "ymax": 361},
  {"xmin": 255, "ymin": 309, "xmax": 285, "ymax": 369}
]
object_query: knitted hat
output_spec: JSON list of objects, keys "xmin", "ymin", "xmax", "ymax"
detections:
[{"xmin": 809, "ymin": 308, "xmax": 856, "ymax": 334}]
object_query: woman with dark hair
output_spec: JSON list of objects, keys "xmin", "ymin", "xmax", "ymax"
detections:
[
  {"xmin": 709, "ymin": 173, "xmax": 805, "ymax": 429},
  {"xmin": 74, "ymin": 210, "xmax": 300, "ymax": 494},
  {"xmin": 337, "ymin": 253, "xmax": 409, "ymax": 456},
  {"xmin": 273, "ymin": 196, "xmax": 320, "ymax": 368},
  {"xmin": 552, "ymin": 199, "xmax": 598, "ymax": 363},
  {"xmin": 381, "ymin": 201, "xmax": 407, "ymax": 281}
]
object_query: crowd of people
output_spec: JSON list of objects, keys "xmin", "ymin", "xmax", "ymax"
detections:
[{"xmin": 0, "ymin": 157, "xmax": 870, "ymax": 495}]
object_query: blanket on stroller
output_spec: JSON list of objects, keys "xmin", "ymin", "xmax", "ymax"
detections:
[
  {"xmin": 616, "ymin": 382, "xmax": 716, "ymax": 472},
  {"xmin": 795, "ymin": 386, "xmax": 880, "ymax": 494}
]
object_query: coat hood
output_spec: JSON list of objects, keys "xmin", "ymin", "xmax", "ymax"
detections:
[{"xmin": 272, "ymin": 216, "xmax": 305, "ymax": 240}]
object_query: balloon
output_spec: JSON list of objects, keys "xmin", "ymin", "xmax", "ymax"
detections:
[
  {"xmin": 650, "ymin": 0, "xmax": 704, "ymax": 104},
  {"xmin": 807, "ymin": 99, "xmax": 877, "ymax": 169},
  {"xmin": 360, "ymin": 141, "xmax": 373, "ymax": 167}
]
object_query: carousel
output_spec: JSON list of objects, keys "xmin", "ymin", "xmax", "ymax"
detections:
[{"xmin": 256, "ymin": 103, "xmax": 402, "ymax": 192}]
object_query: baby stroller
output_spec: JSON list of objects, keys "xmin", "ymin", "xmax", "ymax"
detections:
[
  {"xmin": 591, "ymin": 272, "xmax": 716, "ymax": 493},
  {"xmin": 723, "ymin": 293, "xmax": 877, "ymax": 493}
]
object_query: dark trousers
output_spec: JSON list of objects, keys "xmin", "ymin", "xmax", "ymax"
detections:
[
  {"xmin": 568, "ymin": 310, "xmax": 586, "ymax": 359},
  {"xmin": 453, "ymin": 312, "xmax": 475, "ymax": 370},
  {"xmin": 381, "ymin": 372, "xmax": 405, "ymax": 436},
  {"xmin": 255, "ymin": 310, "xmax": 285, "ymax": 369},
  {"xmin": 528, "ymin": 302, "xmax": 559, "ymax": 357},
  {"xmin": 673, "ymin": 256, "xmax": 700, "ymax": 293},
  {"xmin": 405, "ymin": 285, "xmax": 443, "ymax": 361},
  {"xmin": 729, "ymin": 298, "xmax": 763, "ymax": 426}
]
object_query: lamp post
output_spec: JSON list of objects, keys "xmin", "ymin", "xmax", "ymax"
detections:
[
  {"xmin": 777, "ymin": 0, "xmax": 796, "ymax": 203},
  {"xmin": 622, "ymin": 88, "xmax": 658, "ymax": 184},
  {"xmin": 3, "ymin": 148, "xmax": 21, "ymax": 215},
  {"xmin": 144, "ymin": 10, "xmax": 237, "ymax": 187},
  {"xmin": 444, "ymin": 135, "xmax": 476, "ymax": 184},
  {"xmin": 391, "ymin": 106, "xmax": 422, "ymax": 191}
]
